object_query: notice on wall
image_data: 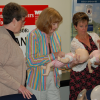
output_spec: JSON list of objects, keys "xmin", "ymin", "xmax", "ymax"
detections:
[{"xmin": 0, "ymin": 5, "xmax": 48, "ymax": 56}]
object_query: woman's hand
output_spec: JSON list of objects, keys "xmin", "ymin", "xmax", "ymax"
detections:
[
  {"xmin": 69, "ymin": 54, "xmax": 80, "ymax": 68},
  {"xmin": 94, "ymin": 62, "xmax": 100, "ymax": 65},
  {"xmin": 54, "ymin": 51, "xmax": 65, "ymax": 59},
  {"xmin": 97, "ymin": 40, "xmax": 100, "ymax": 49},
  {"xmin": 18, "ymin": 85, "xmax": 33, "ymax": 99},
  {"xmin": 73, "ymin": 54, "xmax": 80, "ymax": 64}
]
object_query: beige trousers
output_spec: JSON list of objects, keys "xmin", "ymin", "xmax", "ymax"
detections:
[{"xmin": 26, "ymin": 71, "xmax": 61, "ymax": 100}]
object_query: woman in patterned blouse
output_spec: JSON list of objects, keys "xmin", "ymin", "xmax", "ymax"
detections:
[{"xmin": 69, "ymin": 12, "xmax": 100, "ymax": 100}]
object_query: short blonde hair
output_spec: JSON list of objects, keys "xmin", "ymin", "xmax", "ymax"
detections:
[{"xmin": 36, "ymin": 7, "xmax": 63, "ymax": 34}]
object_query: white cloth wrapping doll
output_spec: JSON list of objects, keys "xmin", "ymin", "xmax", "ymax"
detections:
[{"xmin": 88, "ymin": 50, "xmax": 100, "ymax": 73}]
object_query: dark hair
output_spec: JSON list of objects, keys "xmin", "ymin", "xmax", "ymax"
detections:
[
  {"xmin": 2, "ymin": 2, "xmax": 28, "ymax": 24},
  {"xmin": 36, "ymin": 7, "xmax": 63, "ymax": 34},
  {"xmin": 73, "ymin": 12, "xmax": 89, "ymax": 26}
]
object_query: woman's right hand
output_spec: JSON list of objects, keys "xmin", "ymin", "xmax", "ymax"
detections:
[
  {"xmin": 54, "ymin": 51, "xmax": 65, "ymax": 59},
  {"xmin": 73, "ymin": 54, "xmax": 80, "ymax": 64}
]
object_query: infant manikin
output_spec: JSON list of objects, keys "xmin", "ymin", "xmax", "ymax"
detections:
[
  {"xmin": 88, "ymin": 50, "xmax": 100, "ymax": 73},
  {"xmin": 41, "ymin": 48, "xmax": 89, "ymax": 76}
]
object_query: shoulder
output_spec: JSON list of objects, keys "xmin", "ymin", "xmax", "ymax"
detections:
[
  {"xmin": 54, "ymin": 31, "xmax": 60, "ymax": 35},
  {"xmin": 71, "ymin": 37, "xmax": 76, "ymax": 42},
  {"xmin": 70, "ymin": 37, "xmax": 85, "ymax": 52},
  {"xmin": 0, "ymin": 37, "xmax": 11, "ymax": 50},
  {"xmin": 53, "ymin": 31, "xmax": 61, "ymax": 37},
  {"xmin": 71, "ymin": 37, "xmax": 79, "ymax": 46},
  {"xmin": 88, "ymin": 32, "xmax": 98, "ymax": 37},
  {"xmin": 27, "ymin": 28, "xmax": 46, "ymax": 38},
  {"xmin": 0, "ymin": 27, "xmax": 12, "ymax": 42},
  {"xmin": 27, "ymin": 28, "xmax": 36, "ymax": 37},
  {"xmin": 26, "ymin": 28, "xmax": 39, "ymax": 40},
  {"xmin": 52, "ymin": 31, "xmax": 61, "ymax": 40},
  {"xmin": 88, "ymin": 32, "xmax": 99, "ymax": 44}
]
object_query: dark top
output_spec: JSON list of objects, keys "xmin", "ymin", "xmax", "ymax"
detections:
[
  {"xmin": 48, "ymin": 43, "xmax": 51, "ymax": 54},
  {"xmin": 6, "ymin": 29, "xmax": 18, "ymax": 43}
]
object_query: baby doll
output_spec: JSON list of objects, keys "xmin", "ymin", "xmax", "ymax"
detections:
[
  {"xmin": 41, "ymin": 48, "xmax": 89, "ymax": 76},
  {"xmin": 88, "ymin": 50, "xmax": 100, "ymax": 73}
]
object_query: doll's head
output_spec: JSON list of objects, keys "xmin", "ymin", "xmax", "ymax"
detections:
[
  {"xmin": 91, "ymin": 85, "xmax": 100, "ymax": 100},
  {"xmin": 75, "ymin": 48, "xmax": 89, "ymax": 63}
]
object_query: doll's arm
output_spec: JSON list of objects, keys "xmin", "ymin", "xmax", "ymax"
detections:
[
  {"xmin": 87, "ymin": 53, "xmax": 93, "ymax": 73},
  {"xmin": 58, "ymin": 56, "xmax": 70, "ymax": 63},
  {"xmin": 41, "ymin": 65, "xmax": 47, "ymax": 69},
  {"xmin": 87, "ymin": 59, "xmax": 93, "ymax": 73},
  {"xmin": 88, "ymin": 57, "xmax": 97, "ymax": 73},
  {"xmin": 42, "ymin": 61, "xmax": 54, "ymax": 76}
]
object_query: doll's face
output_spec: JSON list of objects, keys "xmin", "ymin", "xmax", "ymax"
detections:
[{"xmin": 75, "ymin": 48, "xmax": 89, "ymax": 63}]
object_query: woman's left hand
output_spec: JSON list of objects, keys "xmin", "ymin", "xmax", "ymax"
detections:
[
  {"xmin": 69, "ymin": 54, "xmax": 80, "ymax": 68},
  {"xmin": 73, "ymin": 54, "xmax": 80, "ymax": 64}
]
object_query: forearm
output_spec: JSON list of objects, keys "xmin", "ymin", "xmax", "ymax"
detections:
[{"xmin": 69, "ymin": 62, "xmax": 77, "ymax": 68}]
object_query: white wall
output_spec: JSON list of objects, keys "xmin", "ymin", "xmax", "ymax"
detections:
[{"xmin": 0, "ymin": 0, "xmax": 72, "ymax": 53}]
